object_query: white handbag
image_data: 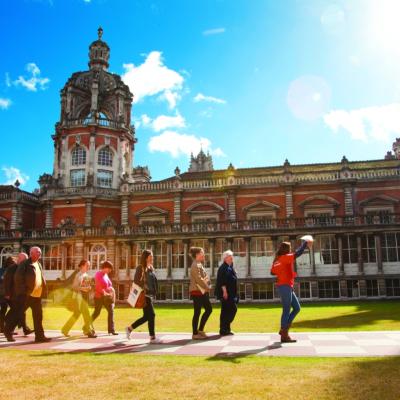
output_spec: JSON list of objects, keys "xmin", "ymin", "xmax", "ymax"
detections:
[{"xmin": 127, "ymin": 282, "xmax": 143, "ymax": 308}]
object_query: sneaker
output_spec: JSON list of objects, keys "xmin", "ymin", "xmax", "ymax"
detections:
[
  {"xmin": 192, "ymin": 333, "xmax": 204, "ymax": 340},
  {"xmin": 109, "ymin": 331, "xmax": 118, "ymax": 336},
  {"xmin": 125, "ymin": 327, "xmax": 132, "ymax": 340},
  {"xmin": 23, "ymin": 328, "xmax": 34, "ymax": 336},
  {"xmin": 150, "ymin": 336, "xmax": 160, "ymax": 343},
  {"xmin": 86, "ymin": 332, "xmax": 97, "ymax": 338},
  {"xmin": 198, "ymin": 331, "xmax": 208, "ymax": 338}
]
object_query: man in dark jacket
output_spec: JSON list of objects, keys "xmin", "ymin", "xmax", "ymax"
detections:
[
  {"xmin": 215, "ymin": 250, "xmax": 238, "ymax": 336},
  {"xmin": 3, "ymin": 253, "xmax": 33, "ymax": 336},
  {"xmin": 5, "ymin": 246, "xmax": 50, "ymax": 343}
]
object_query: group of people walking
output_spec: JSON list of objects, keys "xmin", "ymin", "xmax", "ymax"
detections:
[{"xmin": 0, "ymin": 237, "xmax": 312, "ymax": 344}]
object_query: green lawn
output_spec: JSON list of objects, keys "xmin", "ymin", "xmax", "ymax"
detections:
[
  {"xmin": 35, "ymin": 300, "xmax": 400, "ymax": 333},
  {"xmin": 1, "ymin": 351, "xmax": 400, "ymax": 400}
]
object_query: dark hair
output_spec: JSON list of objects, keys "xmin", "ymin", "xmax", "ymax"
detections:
[
  {"xmin": 100, "ymin": 260, "xmax": 113, "ymax": 270},
  {"xmin": 139, "ymin": 249, "xmax": 153, "ymax": 271},
  {"xmin": 78, "ymin": 259, "xmax": 89, "ymax": 269},
  {"xmin": 4, "ymin": 256, "xmax": 16, "ymax": 268},
  {"xmin": 190, "ymin": 246, "xmax": 203, "ymax": 260},
  {"xmin": 273, "ymin": 242, "xmax": 291, "ymax": 263}
]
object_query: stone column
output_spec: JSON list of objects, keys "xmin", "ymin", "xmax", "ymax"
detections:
[
  {"xmin": 337, "ymin": 235, "xmax": 344, "ymax": 275},
  {"xmin": 310, "ymin": 281, "xmax": 319, "ymax": 299},
  {"xmin": 183, "ymin": 239, "xmax": 190, "ymax": 278},
  {"xmin": 310, "ymin": 246, "xmax": 316, "ymax": 276},
  {"xmin": 285, "ymin": 187, "xmax": 294, "ymax": 217},
  {"xmin": 343, "ymin": 184, "xmax": 354, "ymax": 216},
  {"xmin": 340, "ymin": 280, "xmax": 348, "ymax": 298},
  {"xmin": 107, "ymin": 239, "xmax": 116, "ymax": 272},
  {"xmin": 60, "ymin": 135, "xmax": 68, "ymax": 186},
  {"xmin": 375, "ymin": 234, "xmax": 383, "ymax": 273},
  {"xmin": 173, "ymin": 192, "xmax": 182, "ymax": 224},
  {"xmin": 227, "ymin": 190, "xmax": 237, "ymax": 221},
  {"xmin": 10, "ymin": 203, "xmax": 22, "ymax": 230},
  {"xmin": 208, "ymin": 239, "xmax": 216, "ymax": 277},
  {"xmin": 115, "ymin": 242, "xmax": 122, "ymax": 280},
  {"xmin": 121, "ymin": 196, "xmax": 129, "ymax": 226},
  {"xmin": 61, "ymin": 243, "xmax": 67, "ymax": 279},
  {"xmin": 245, "ymin": 237, "xmax": 251, "ymax": 277},
  {"xmin": 75, "ymin": 241, "xmax": 84, "ymax": 270},
  {"xmin": 289, "ymin": 236, "xmax": 298, "ymax": 272},
  {"xmin": 88, "ymin": 132, "xmax": 96, "ymax": 182},
  {"xmin": 85, "ymin": 199, "xmax": 93, "ymax": 227},
  {"xmin": 167, "ymin": 240, "xmax": 173, "ymax": 278},
  {"xmin": 357, "ymin": 235, "xmax": 364, "ymax": 274},
  {"xmin": 45, "ymin": 202, "xmax": 53, "ymax": 229}
]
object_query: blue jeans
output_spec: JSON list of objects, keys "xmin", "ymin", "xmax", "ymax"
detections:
[{"xmin": 277, "ymin": 285, "xmax": 301, "ymax": 329}]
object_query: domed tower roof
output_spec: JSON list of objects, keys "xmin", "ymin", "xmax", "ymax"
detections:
[{"xmin": 88, "ymin": 27, "xmax": 110, "ymax": 71}]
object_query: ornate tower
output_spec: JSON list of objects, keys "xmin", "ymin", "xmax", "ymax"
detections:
[
  {"xmin": 51, "ymin": 27, "xmax": 136, "ymax": 190},
  {"xmin": 188, "ymin": 149, "xmax": 214, "ymax": 173}
]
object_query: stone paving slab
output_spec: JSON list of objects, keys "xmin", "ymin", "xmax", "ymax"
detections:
[{"xmin": 1, "ymin": 330, "xmax": 400, "ymax": 357}]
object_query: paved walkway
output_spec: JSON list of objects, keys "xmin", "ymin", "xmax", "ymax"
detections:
[{"xmin": 2, "ymin": 331, "xmax": 400, "ymax": 357}]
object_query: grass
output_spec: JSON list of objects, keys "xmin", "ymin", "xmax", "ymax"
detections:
[
  {"xmin": 35, "ymin": 300, "xmax": 400, "ymax": 333},
  {"xmin": 1, "ymin": 351, "xmax": 400, "ymax": 400}
]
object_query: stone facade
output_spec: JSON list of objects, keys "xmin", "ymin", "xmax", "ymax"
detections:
[{"xmin": 0, "ymin": 29, "xmax": 399, "ymax": 303}]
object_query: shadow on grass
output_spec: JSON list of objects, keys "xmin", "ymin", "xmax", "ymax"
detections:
[{"xmin": 294, "ymin": 300, "xmax": 400, "ymax": 330}]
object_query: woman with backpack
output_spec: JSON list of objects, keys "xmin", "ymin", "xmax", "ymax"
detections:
[
  {"xmin": 270, "ymin": 237, "xmax": 312, "ymax": 343},
  {"xmin": 125, "ymin": 249, "xmax": 158, "ymax": 342}
]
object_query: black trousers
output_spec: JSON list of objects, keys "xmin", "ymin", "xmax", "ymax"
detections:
[
  {"xmin": 219, "ymin": 299, "xmax": 237, "ymax": 334},
  {"xmin": 0, "ymin": 300, "xmax": 8, "ymax": 332},
  {"xmin": 5, "ymin": 295, "xmax": 33, "ymax": 336},
  {"xmin": 91, "ymin": 296, "xmax": 115, "ymax": 333},
  {"xmin": 192, "ymin": 293, "xmax": 212, "ymax": 334},
  {"xmin": 131, "ymin": 297, "xmax": 155, "ymax": 337},
  {"xmin": 25, "ymin": 296, "xmax": 45, "ymax": 339}
]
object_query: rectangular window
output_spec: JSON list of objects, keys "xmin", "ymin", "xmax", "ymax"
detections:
[
  {"xmin": 362, "ymin": 234, "xmax": 377, "ymax": 263},
  {"xmin": 131, "ymin": 241, "xmax": 148, "ymax": 269},
  {"xmin": 314, "ymin": 235, "xmax": 339, "ymax": 265},
  {"xmin": 365, "ymin": 209, "xmax": 392, "ymax": 225},
  {"xmin": 382, "ymin": 233, "xmax": 400, "ymax": 262},
  {"xmin": 172, "ymin": 240, "xmax": 184, "ymax": 269},
  {"xmin": 366, "ymin": 280, "xmax": 380, "ymax": 297},
  {"xmin": 117, "ymin": 284, "xmax": 125, "ymax": 301},
  {"xmin": 154, "ymin": 241, "xmax": 167, "ymax": 269},
  {"xmin": 318, "ymin": 280, "xmax": 340, "ymax": 298},
  {"xmin": 250, "ymin": 237, "xmax": 274, "ymax": 268},
  {"xmin": 42, "ymin": 245, "xmax": 62, "ymax": 270},
  {"xmin": 346, "ymin": 280, "xmax": 359, "ymax": 298},
  {"xmin": 238, "ymin": 282, "xmax": 246, "ymax": 301},
  {"xmin": 385, "ymin": 279, "xmax": 400, "ymax": 297},
  {"xmin": 343, "ymin": 234, "xmax": 358, "ymax": 264},
  {"xmin": 305, "ymin": 213, "xmax": 335, "ymax": 227},
  {"xmin": 172, "ymin": 284, "xmax": 183, "ymax": 300},
  {"xmin": 299, "ymin": 281, "xmax": 311, "ymax": 299},
  {"xmin": 157, "ymin": 284, "xmax": 167, "ymax": 300},
  {"xmin": 97, "ymin": 170, "xmax": 113, "ymax": 188},
  {"xmin": 253, "ymin": 282, "xmax": 274, "ymax": 300},
  {"xmin": 70, "ymin": 169, "xmax": 86, "ymax": 187}
]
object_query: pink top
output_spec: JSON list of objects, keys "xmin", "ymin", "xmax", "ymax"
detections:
[{"xmin": 94, "ymin": 270, "xmax": 112, "ymax": 299}]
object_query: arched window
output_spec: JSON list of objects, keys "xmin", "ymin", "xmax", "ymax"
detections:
[
  {"xmin": 0, "ymin": 246, "xmax": 13, "ymax": 267},
  {"xmin": 98, "ymin": 147, "xmax": 113, "ymax": 167},
  {"xmin": 89, "ymin": 244, "xmax": 107, "ymax": 270},
  {"xmin": 71, "ymin": 146, "xmax": 87, "ymax": 166}
]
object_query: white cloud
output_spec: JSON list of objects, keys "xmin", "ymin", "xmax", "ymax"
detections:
[
  {"xmin": 122, "ymin": 51, "xmax": 184, "ymax": 109},
  {"xmin": 12, "ymin": 63, "xmax": 50, "ymax": 92},
  {"xmin": 324, "ymin": 103, "xmax": 400, "ymax": 142},
  {"xmin": 5, "ymin": 73, "xmax": 11, "ymax": 87},
  {"xmin": 0, "ymin": 98, "xmax": 12, "ymax": 110},
  {"xmin": 1, "ymin": 167, "xmax": 29, "ymax": 186},
  {"xmin": 194, "ymin": 93, "xmax": 226, "ymax": 104},
  {"xmin": 148, "ymin": 130, "xmax": 225, "ymax": 158},
  {"xmin": 139, "ymin": 113, "xmax": 186, "ymax": 132},
  {"xmin": 203, "ymin": 28, "xmax": 226, "ymax": 36}
]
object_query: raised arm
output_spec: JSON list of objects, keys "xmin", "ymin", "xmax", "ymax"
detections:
[{"xmin": 295, "ymin": 240, "xmax": 308, "ymax": 259}]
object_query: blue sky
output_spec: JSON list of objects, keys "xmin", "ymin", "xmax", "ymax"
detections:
[{"xmin": 1, "ymin": 0, "xmax": 400, "ymax": 192}]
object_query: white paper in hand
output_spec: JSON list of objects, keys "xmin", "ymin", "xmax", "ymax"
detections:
[{"xmin": 301, "ymin": 235, "xmax": 314, "ymax": 242}]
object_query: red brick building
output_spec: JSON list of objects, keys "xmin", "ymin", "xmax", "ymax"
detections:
[{"xmin": 1, "ymin": 29, "xmax": 400, "ymax": 302}]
